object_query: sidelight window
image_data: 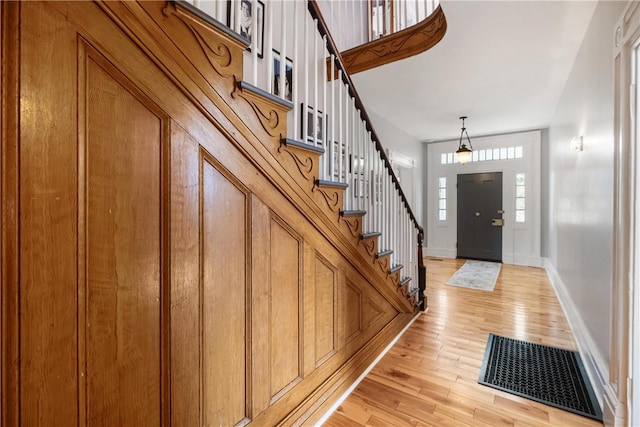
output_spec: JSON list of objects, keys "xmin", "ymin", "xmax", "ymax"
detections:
[
  {"xmin": 438, "ymin": 177, "xmax": 446, "ymax": 221},
  {"xmin": 515, "ymin": 173, "xmax": 525, "ymax": 223}
]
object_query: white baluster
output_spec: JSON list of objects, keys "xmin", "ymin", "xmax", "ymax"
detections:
[
  {"xmin": 368, "ymin": 0, "xmax": 373, "ymax": 41},
  {"xmin": 303, "ymin": 6, "xmax": 309, "ymax": 146},
  {"xmin": 251, "ymin": 0, "xmax": 258, "ymax": 84},
  {"xmin": 353, "ymin": 104, "xmax": 358, "ymax": 211},
  {"xmin": 369, "ymin": 136, "xmax": 375, "ymax": 233},
  {"xmin": 384, "ymin": 170, "xmax": 390, "ymax": 251},
  {"xmin": 279, "ymin": 0, "xmax": 287, "ymax": 101},
  {"xmin": 376, "ymin": 141, "xmax": 381, "ymax": 236},
  {"xmin": 384, "ymin": 162, "xmax": 388, "ymax": 248},
  {"xmin": 338, "ymin": 70, "xmax": 343, "ymax": 183},
  {"xmin": 322, "ymin": 36, "xmax": 328, "ymax": 180},
  {"xmin": 405, "ymin": 0, "xmax": 409, "ymax": 28},
  {"xmin": 313, "ymin": 19, "xmax": 319, "ymax": 149},
  {"xmin": 329, "ymin": 56, "xmax": 335, "ymax": 179},
  {"xmin": 266, "ymin": 1, "xmax": 274, "ymax": 93},
  {"xmin": 292, "ymin": 0, "xmax": 299, "ymax": 141},
  {"xmin": 234, "ymin": 0, "xmax": 241, "ymax": 37},
  {"xmin": 215, "ymin": 0, "xmax": 223, "ymax": 23},
  {"xmin": 402, "ymin": 207, "xmax": 406, "ymax": 272},
  {"xmin": 390, "ymin": 176, "xmax": 395, "ymax": 256},
  {"xmin": 344, "ymin": 85, "xmax": 350, "ymax": 187},
  {"xmin": 354, "ymin": 108, "xmax": 365, "ymax": 211},
  {"xmin": 351, "ymin": 0, "xmax": 356, "ymax": 50}
]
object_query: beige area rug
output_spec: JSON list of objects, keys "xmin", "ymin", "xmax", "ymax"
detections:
[{"xmin": 446, "ymin": 260, "xmax": 501, "ymax": 291}]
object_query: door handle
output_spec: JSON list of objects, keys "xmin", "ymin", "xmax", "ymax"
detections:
[{"xmin": 491, "ymin": 219, "xmax": 504, "ymax": 227}]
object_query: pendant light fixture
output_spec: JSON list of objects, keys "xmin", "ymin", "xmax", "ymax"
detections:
[{"xmin": 456, "ymin": 116, "xmax": 473, "ymax": 164}]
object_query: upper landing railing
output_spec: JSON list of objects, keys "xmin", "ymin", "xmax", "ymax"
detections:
[
  {"xmin": 176, "ymin": 0, "xmax": 426, "ymax": 309},
  {"xmin": 316, "ymin": 0, "xmax": 441, "ymax": 52}
]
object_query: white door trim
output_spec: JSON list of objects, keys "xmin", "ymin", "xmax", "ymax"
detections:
[{"xmin": 612, "ymin": 2, "xmax": 640, "ymax": 426}]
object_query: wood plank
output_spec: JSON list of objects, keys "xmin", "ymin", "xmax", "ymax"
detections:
[
  {"xmin": 201, "ymin": 156, "xmax": 248, "ymax": 425},
  {"xmin": 270, "ymin": 217, "xmax": 302, "ymax": 399},
  {"xmin": 323, "ymin": 258, "xmax": 603, "ymax": 427},
  {"xmin": 19, "ymin": 3, "xmax": 79, "ymax": 423},
  {"xmin": 170, "ymin": 125, "xmax": 200, "ymax": 425},
  {"xmin": 85, "ymin": 45, "xmax": 166, "ymax": 425}
]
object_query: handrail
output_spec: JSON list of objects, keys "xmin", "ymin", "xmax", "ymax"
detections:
[
  {"xmin": 308, "ymin": 0, "xmax": 423, "ymax": 235},
  {"xmin": 339, "ymin": 5, "xmax": 447, "ymax": 76},
  {"xmin": 316, "ymin": 0, "xmax": 440, "ymax": 53},
  {"xmin": 174, "ymin": 0, "xmax": 426, "ymax": 310}
]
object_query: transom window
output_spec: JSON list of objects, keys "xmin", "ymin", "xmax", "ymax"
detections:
[{"xmin": 440, "ymin": 146, "xmax": 523, "ymax": 165}]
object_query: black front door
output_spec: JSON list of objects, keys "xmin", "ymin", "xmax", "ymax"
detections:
[{"xmin": 457, "ymin": 172, "xmax": 503, "ymax": 261}]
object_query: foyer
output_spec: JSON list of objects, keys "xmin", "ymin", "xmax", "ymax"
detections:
[{"xmin": 324, "ymin": 257, "xmax": 602, "ymax": 427}]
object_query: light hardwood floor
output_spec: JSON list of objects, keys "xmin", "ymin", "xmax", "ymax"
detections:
[{"xmin": 323, "ymin": 257, "xmax": 603, "ymax": 427}]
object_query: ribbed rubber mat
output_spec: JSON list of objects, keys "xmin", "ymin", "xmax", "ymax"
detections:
[{"xmin": 478, "ymin": 334, "xmax": 602, "ymax": 421}]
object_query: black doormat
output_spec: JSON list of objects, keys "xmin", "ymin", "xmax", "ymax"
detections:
[{"xmin": 478, "ymin": 334, "xmax": 602, "ymax": 421}]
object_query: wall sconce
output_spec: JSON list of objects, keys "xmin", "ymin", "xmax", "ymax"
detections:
[{"xmin": 571, "ymin": 136, "xmax": 583, "ymax": 152}]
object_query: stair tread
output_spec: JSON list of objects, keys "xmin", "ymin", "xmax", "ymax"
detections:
[
  {"xmin": 399, "ymin": 276, "xmax": 412, "ymax": 286},
  {"xmin": 408, "ymin": 288, "xmax": 419, "ymax": 297},
  {"xmin": 172, "ymin": 1, "xmax": 249, "ymax": 48},
  {"xmin": 376, "ymin": 249, "xmax": 393, "ymax": 258},
  {"xmin": 389, "ymin": 264, "xmax": 403, "ymax": 273},
  {"xmin": 239, "ymin": 80, "xmax": 294, "ymax": 109},
  {"xmin": 282, "ymin": 138, "xmax": 325, "ymax": 154},
  {"xmin": 341, "ymin": 210, "xmax": 367, "ymax": 217},
  {"xmin": 361, "ymin": 232, "xmax": 382, "ymax": 239},
  {"xmin": 316, "ymin": 179, "xmax": 349, "ymax": 189}
]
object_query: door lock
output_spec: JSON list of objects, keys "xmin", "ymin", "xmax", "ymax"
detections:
[{"xmin": 491, "ymin": 218, "xmax": 504, "ymax": 227}]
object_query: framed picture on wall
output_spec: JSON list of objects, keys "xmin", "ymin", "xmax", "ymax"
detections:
[
  {"xmin": 272, "ymin": 50, "xmax": 293, "ymax": 102},
  {"xmin": 228, "ymin": 0, "xmax": 264, "ymax": 58},
  {"xmin": 351, "ymin": 154, "xmax": 366, "ymax": 197},
  {"xmin": 301, "ymin": 104, "xmax": 327, "ymax": 147},
  {"xmin": 371, "ymin": 171, "xmax": 382, "ymax": 204},
  {"xmin": 332, "ymin": 141, "xmax": 347, "ymax": 180}
]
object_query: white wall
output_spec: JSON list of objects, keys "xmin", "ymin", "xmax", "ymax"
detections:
[
  {"xmin": 367, "ymin": 109, "xmax": 423, "ymax": 224},
  {"xmin": 544, "ymin": 0, "xmax": 626, "ymax": 415},
  {"xmin": 425, "ymin": 130, "xmax": 542, "ymax": 266}
]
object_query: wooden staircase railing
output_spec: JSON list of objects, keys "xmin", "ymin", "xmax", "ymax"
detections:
[
  {"xmin": 175, "ymin": 0, "xmax": 427, "ymax": 310},
  {"xmin": 307, "ymin": 0, "xmax": 426, "ymax": 310}
]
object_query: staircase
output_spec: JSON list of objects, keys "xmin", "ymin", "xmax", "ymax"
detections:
[{"xmin": 0, "ymin": 0, "xmax": 437, "ymax": 425}]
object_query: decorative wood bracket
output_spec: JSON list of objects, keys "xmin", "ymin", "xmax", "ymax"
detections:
[
  {"xmin": 339, "ymin": 210, "xmax": 366, "ymax": 238},
  {"xmin": 278, "ymin": 138, "xmax": 323, "ymax": 181},
  {"xmin": 360, "ymin": 232, "xmax": 380, "ymax": 257},
  {"xmin": 163, "ymin": 1, "xmax": 247, "ymax": 79},
  {"xmin": 232, "ymin": 80, "xmax": 292, "ymax": 138},
  {"xmin": 312, "ymin": 180, "xmax": 348, "ymax": 213}
]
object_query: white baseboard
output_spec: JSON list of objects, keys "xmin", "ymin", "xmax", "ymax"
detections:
[
  {"xmin": 425, "ymin": 247, "xmax": 456, "ymax": 258},
  {"xmin": 542, "ymin": 258, "xmax": 616, "ymax": 423},
  {"xmin": 426, "ymin": 248, "xmax": 541, "ymax": 267},
  {"xmin": 503, "ymin": 254, "xmax": 542, "ymax": 267}
]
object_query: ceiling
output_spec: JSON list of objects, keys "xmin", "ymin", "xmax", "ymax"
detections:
[{"xmin": 352, "ymin": 0, "xmax": 599, "ymax": 143}]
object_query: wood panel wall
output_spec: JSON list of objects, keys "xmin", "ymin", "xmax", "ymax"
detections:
[{"xmin": 0, "ymin": 1, "xmax": 416, "ymax": 425}]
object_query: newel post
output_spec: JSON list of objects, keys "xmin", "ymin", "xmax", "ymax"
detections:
[{"xmin": 417, "ymin": 228, "xmax": 426, "ymax": 311}]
